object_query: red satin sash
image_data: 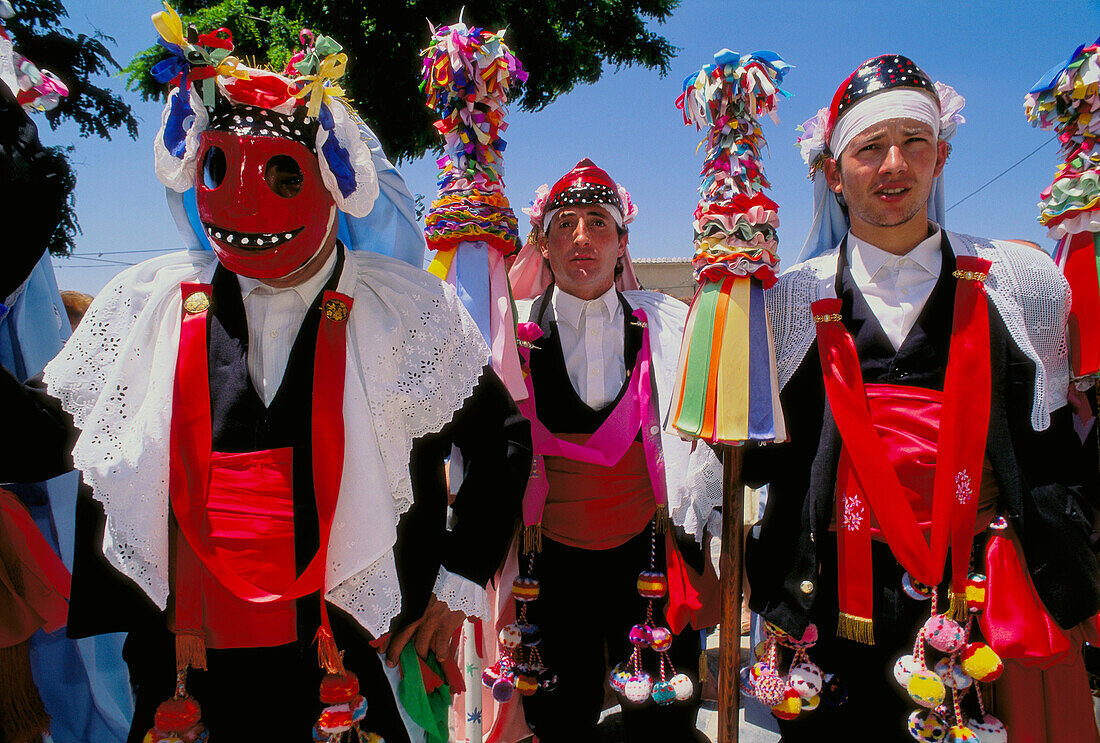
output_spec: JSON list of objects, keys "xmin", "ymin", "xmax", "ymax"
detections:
[
  {"xmin": 0, "ymin": 488, "xmax": 70, "ymax": 646},
  {"xmin": 541, "ymin": 439, "xmax": 656, "ymax": 550},
  {"xmin": 813, "ymin": 255, "xmax": 992, "ymax": 641},
  {"xmin": 170, "ymin": 283, "xmax": 352, "ymax": 655}
]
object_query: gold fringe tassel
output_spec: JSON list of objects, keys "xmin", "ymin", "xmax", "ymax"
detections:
[
  {"xmin": 315, "ymin": 626, "xmax": 346, "ymax": 675},
  {"xmin": 522, "ymin": 524, "xmax": 542, "ymax": 554},
  {"xmin": 654, "ymin": 505, "xmax": 670, "ymax": 534},
  {"xmin": 174, "ymin": 629, "xmax": 208, "ymax": 671},
  {"xmin": 699, "ymin": 649, "xmax": 708, "ymax": 684},
  {"xmin": 836, "ymin": 612, "xmax": 874, "ymax": 645},
  {"xmin": 947, "ymin": 591, "xmax": 969, "ymax": 622}
]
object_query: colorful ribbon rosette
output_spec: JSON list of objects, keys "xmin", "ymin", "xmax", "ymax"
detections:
[
  {"xmin": 1025, "ymin": 36, "xmax": 1100, "ymax": 378},
  {"xmin": 422, "ymin": 20, "xmax": 529, "ymax": 400},
  {"xmin": 670, "ymin": 49, "xmax": 790, "ymax": 445}
]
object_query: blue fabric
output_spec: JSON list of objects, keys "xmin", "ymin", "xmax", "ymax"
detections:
[
  {"xmin": 321, "ymin": 129, "xmax": 357, "ymax": 198},
  {"xmin": 747, "ymin": 282, "xmax": 775, "ymax": 441},
  {"xmin": 1, "ymin": 255, "xmax": 133, "ymax": 743},
  {"xmin": 453, "ymin": 241, "xmax": 491, "ymax": 341},
  {"xmin": 160, "ymin": 85, "xmax": 192, "ymax": 158}
]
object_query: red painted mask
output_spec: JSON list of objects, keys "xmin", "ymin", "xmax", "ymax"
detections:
[{"xmin": 196, "ymin": 130, "xmax": 336, "ymax": 280}]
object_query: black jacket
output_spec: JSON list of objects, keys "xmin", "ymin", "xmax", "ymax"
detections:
[{"xmin": 744, "ymin": 234, "xmax": 1100, "ymax": 636}]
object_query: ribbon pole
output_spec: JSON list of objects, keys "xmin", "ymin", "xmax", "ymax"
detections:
[{"xmin": 718, "ymin": 447, "xmax": 745, "ymax": 743}]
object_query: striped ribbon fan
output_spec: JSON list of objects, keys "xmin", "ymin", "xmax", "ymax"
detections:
[
  {"xmin": 1026, "ymin": 37, "xmax": 1100, "ymax": 378},
  {"xmin": 670, "ymin": 49, "xmax": 792, "ymax": 445},
  {"xmin": 421, "ymin": 20, "xmax": 529, "ymax": 399}
]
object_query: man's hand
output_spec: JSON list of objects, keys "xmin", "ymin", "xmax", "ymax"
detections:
[{"xmin": 377, "ymin": 593, "xmax": 467, "ymax": 668}]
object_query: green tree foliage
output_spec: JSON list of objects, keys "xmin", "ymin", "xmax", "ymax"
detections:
[
  {"xmin": 124, "ymin": 0, "xmax": 679, "ymax": 163},
  {"xmin": 7, "ymin": 0, "xmax": 140, "ymax": 255}
]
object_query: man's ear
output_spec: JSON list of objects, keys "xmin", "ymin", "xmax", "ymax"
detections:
[
  {"xmin": 537, "ymin": 229, "xmax": 550, "ymax": 260},
  {"xmin": 933, "ymin": 140, "xmax": 949, "ymax": 178},
  {"xmin": 617, "ymin": 229, "xmax": 628, "ymax": 258},
  {"xmin": 822, "ymin": 156, "xmax": 843, "ymax": 194}
]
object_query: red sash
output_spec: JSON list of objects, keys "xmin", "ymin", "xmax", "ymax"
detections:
[
  {"xmin": 170, "ymin": 283, "xmax": 353, "ymax": 671},
  {"xmin": 812, "ymin": 255, "xmax": 992, "ymax": 642},
  {"xmin": 0, "ymin": 488, "xmax": 70, "ymax": 646},
  {"xmin": 541, "ymin": 439, "xmax": 656, "ymax": 550}
]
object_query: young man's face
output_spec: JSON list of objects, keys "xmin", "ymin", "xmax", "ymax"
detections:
[
  {"xmin": 540, "ymin": 204, "xmax": 627, "ymax": 300},
  {"xmin": 823, "ymin": 117, "xmax": 949, "ymax": 239}
]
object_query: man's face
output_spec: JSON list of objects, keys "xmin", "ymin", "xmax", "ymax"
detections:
[
  {"xmin": 540, "ymin": 204, "xmax": 627, "ymax": 300},
  {"xmin": 823, "ymin": 117, "xmax": 949, "ymax": 239},
  {"xmin": 196, "ymin": 130, "xmax": 336, "ymax": 282}
]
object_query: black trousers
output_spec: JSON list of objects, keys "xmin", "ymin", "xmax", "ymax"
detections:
[
  {"xmin": 122, "ymin": 605, "xmax": 410, "ymax": 743},
  {"xmin": 776, "ymin": 535, "xmax": 960, "ymax": 743},
  {"xmin": 521, "ymin": 529, "xmax": 703, "ymax": 743}
]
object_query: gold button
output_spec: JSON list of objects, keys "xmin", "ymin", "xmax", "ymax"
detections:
[{"xmin": 800, "ymin": 580, "xmax": 814, "ymax": 594}]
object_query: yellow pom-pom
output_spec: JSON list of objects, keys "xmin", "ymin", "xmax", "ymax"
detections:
[
  {"xmin": 770, "ymin": 689, "xmax": 801, "ymax": 720},
  {"xmin": 945, "ymin": 724, "xmax": 980, "ymax": 742},
  {"xmin": 801, "ymin": 694, "xmax": 821, "ymax": 712},
  {"xmin": 907, "ymin": 669, "xmax": 945, "ymax": 708},
  {"xmin": 960, "ymin": 642, "xmax": 1003, "ymax": 682}
]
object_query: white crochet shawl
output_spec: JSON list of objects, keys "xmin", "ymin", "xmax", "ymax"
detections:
[
  {"xmin": 42, "ymin": 250, "xmax": 489, "ymax": 637},
  {"xmin": 765, "ymin": 231, "xmax": 1071, "ymax": 431}
]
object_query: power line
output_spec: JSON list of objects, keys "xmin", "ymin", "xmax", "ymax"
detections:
[{"xmin": 946, "ymin": 134, "xmax": 1058, "ymax": 213}]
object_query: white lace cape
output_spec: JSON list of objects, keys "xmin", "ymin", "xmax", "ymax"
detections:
[
  {"xmin": 516, "ymin": 290, "xmax": 724, "ymax": 542},
  {"xmin": 42, "ymin": 250, "xmax": 489, "ymax": 637},
  {"xmin": 765, "ymin": 231, "xmax": 1070, "ymax": 431}
]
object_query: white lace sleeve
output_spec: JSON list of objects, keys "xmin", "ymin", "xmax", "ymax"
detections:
[{"xmin": 432, "ymin": 567, "xmax": 490, "ymax": 621}]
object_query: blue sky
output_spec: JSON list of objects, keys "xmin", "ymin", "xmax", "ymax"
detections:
[{"xmin": 38, "ymin": 0, "xmax": 1100, "ymax": 294}]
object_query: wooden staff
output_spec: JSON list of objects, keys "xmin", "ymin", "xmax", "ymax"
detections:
[{"xmin": 718, "ymin": 447, "xmax": 745, "ymax": 743}]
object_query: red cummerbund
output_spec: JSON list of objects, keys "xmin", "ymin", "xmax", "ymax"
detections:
[
  {"xmin": 194, "ymin": 447, "xmax": 298, "ymax": 648},
  {"xmin": 832, "ymin": 384, "xmax": 998, "ymax": 538},
  {"xmin": 542, "ymin": 437, "xmax": 656, "ymax": 550}
]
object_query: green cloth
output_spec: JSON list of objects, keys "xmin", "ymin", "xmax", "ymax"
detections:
[{"xmin": 397, "ymin": 644, "xmax": 450, "ymax": 743}]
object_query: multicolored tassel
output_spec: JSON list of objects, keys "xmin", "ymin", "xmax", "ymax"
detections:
[{"xmin": 670, "ymin": 50, "xmax": 791, "ymax": 445}]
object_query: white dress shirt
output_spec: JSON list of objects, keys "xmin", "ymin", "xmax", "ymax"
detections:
[
  {"xmin": 551, "ymin": 285, "xmax": 626, "ymax": 409},
  {"xmin": 236, "ymin": 248, "xmax": 338, "ymax": 406},
  {"xmin": 847, "ymin": 228, "xmax": 942, "ymax": 351}
]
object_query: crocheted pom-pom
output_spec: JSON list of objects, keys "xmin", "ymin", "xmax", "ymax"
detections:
[
  {"xmin": 753, "ymin": 673, "xmax": 787, "ymax": 707},
  {"xmin": 933, "ymin": 658, "xmax": 973, "ymax": 690},
  {"xmin": 319, "ymin": 671, "xmax": 360, "ymax": 704},
  {"xmin": 908, "ymin": 709, "xmax": 949, "ymax": 742},
  {"xmin": 519, "ymin": 622, "xmax": 542, "ymax": 647},
  {"xmin": 800, "ymin": 694, "xmax": 820, "ymax": 712},
  {"xmin": 770, "ymin": 688, "xmax": 802, "ymax": 720},
  {"xmin": 820, "ymin": 673, "xmax": 848, "ymax": 706},
  {"xmin": 492, "ymin": 676, "xmax": 515, "ymax": 702},
  {"xmin": 650, "ymin": 626, "xmax": 673, "ymax": 652},
  {"xmin": 893, "ymin": 653, "xmax": 923, "ymax": 688},
  {"xmin": 960, "ymin": 642, "xmax": 1003, "ymax": 682},
  {"xmin": 482, "ymin": 667, "xmax": 501, "ymax": 689},
  {"xmin": 499, "ymin": 623, "xmax": 523, "ymax": 649},
  {"xmin": 966, "ymin": 714, "xmax": 1007, "ymax": 743},
  {"xmin": 538, "ymin": 671, "xmax": 560, "ymax": 692},
  {"xmin": 788, "ymin": 661, "xmax": 823, "ymax": 699},
  {"xmin": 516, "ymin": 674, "xmax": 538, "ymax": 696},
  {"xmin": 651, "ymin": 680, "xmax": 677, "ymax": 706},
  {"xmin": 637, "ymin": 570, "xmax": 668, "ymax": 598},
  {"xmin": 923, "ymin": 615, "xmax": 966, "ymax": 653},
  {"xmin": 623, "ymin": 673, "xmax": 653, "ymax": 703},
  {"xmin": 512, "ymin": 577, "xmax": 540, "ymax": 601},
  {"xmin": 154, "ymin": 697, "xmax": 202, "ymax": 733},
  {"xmin": 350, "ymin": 695, "xmax": 368, "ymax": 723},
  {"xmin": 609, "ymin": 663, "xmax": 631, "ymax": 693},
  {"xmin": 317, "ymin": 704, "xmax": 353, "ymax": 734},
  {"xmin": 670, "ymin": 673, "xmax": 694, "ymax": 701},
  {"xmin": 740, "ymin": 665, "xmax": 757, "ymax": 698},
  {"xmin": 944, "ymin": 725, "xmax": 979, "ymax": 742},
  {"xmin": 907, "ymin": 669, "xmax": 946, "ymax": 708},
  {"xmin": 965, "ymin": 573, "xmax": 987, "ymax": 612},
  {"xmin": 629, "ymin": 624, "xmax": 653, "ymax": 647}
]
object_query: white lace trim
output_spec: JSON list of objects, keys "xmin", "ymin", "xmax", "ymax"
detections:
[
  {"xmin": 432, "ymin": 567, "xmax": 490, "ymax": 621},
  {"xmin": 42, "ymin": 250, "xmax": 489, "ymax": 637},
  {"xmin": 765, "ymin": 230, "xmax": 1070, "ymax": 432}
]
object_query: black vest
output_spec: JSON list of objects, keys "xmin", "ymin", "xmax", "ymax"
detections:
[
  {"xmin": 526, "ymin": 286, "xmax": 642, "ymax": 435},
  {"xmin": 205, "ymin": 248, "xmax": 344, "ymax": 639}
]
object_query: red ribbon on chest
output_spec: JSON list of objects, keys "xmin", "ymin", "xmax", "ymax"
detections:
[
  {"xmin": 169, "ymin": 282, "xmax": 352, "ymax": 665},
  {"xmin": 812, "ymin": 255, "xmax": 992, "ymax": 642}
]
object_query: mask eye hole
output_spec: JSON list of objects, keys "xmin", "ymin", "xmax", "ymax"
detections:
[
  {"xmin": 265, "ymin": 155, "xmax": 304, "ymax": 198},
  {"xmin": 201, "ymin": 146, "xmax": 226, "ymax": 189}
]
